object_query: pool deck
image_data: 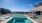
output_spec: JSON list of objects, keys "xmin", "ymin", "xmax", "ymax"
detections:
[
  {"xmin": 25, "ymin": 14, "xmax": 39, "ymax": 23},
  {"xmin": 1, "ymin": 17, "xmax": 13, "ymax": 23},
  {"xmin": 27, "ymin": 17, "xmax": 39, "ymax": 23},
  {"xmin": 1, "ymin": 14, "xmax": 39, "ymax": 23}
]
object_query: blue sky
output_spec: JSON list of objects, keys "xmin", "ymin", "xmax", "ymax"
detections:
[{"xmin": 0, "ymin": 0, "xmax": 42, "ymax": 12}]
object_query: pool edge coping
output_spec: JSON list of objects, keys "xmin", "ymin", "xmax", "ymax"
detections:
[
  {"xmin": 27, "ymin": 17, "xmax": 39, "ymax": 23},
  {"xmin": 25, "ymin": 14, "xmax": 39, "ymax": 23},
  {"xmin": 1, "ymin": 14, "xmax": 39, "ymax": 23},
  {"xmin": 1, "ymin": 17, "xmax": 13, "ymax": 23}
]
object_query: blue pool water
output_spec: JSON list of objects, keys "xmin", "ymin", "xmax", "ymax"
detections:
[{"xmin": 7, "ymin": 14, "xmax": 33, "ymax": 23}]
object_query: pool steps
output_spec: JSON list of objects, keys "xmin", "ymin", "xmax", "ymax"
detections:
[{"xmin": 13, "ymin": 20, "xmax": 15, "ymax": 23}]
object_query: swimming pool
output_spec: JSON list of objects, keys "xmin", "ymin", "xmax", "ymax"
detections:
[{"xmin": 7, "ymin": 14, "xmax": 33, "ymax": 23}]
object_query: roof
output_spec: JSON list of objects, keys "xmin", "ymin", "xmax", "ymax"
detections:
[
  {"xmin": 30, "ymin": 2, "xmax": 42, "ymax": 12},
  {"xmin": 34, "ymin": 2, "xmax": 42, "ymax": 7},
  {"xmin": 30, "ymin": 6, "xmax": 42, "ymax": 12}
]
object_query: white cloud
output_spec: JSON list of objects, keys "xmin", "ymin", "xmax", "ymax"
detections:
[
  {"xmin": 27, "ymin": 4, "xmax": 33, "ymax": 7},
  {"xmin": 30, "ymin": 4, "xmax": 32, "ymax": 7}
]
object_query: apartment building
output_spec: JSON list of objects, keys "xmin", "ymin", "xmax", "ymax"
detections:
[
  {"xmin": 30, "ymin": 2, "xmax": 42, "ymax": 15},
  {"xmin": 0, "ymin": 8, "xmax": 11, "ymax": 14}
]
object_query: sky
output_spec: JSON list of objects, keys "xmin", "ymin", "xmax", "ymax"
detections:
[{"xmin": 0, "ymin": 0, "xmax": 42, "ymax": 12}]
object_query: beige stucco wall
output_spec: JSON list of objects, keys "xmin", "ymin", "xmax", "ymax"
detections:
[{"xmin": 30, "ymin": 6, "xmax": 42, "ymax": 12}]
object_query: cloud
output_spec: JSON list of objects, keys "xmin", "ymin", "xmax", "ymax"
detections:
[
  {"xmin": 27, "ymin": 4, "xmax": 33, "ymax": 7},
  {"xmin": 29, "ymin": 4, "xmax": 32, "ymax": 7}
]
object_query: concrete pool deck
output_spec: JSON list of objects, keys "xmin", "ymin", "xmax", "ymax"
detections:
[
  {"xmin": 1, "ymin": 14, "xmax": 39, "ymax": 23},
  {"xmin": 1, "ymin": 17, "xmax": 39, "ymax": 23},
  {"xmin": 1, "ymin": 17, "xmax": 13, "ymax": 23},
  {"xmin": 25, "ymin": 14, "xmax": 39, "ymax": 23},
  {"xmin": 27, "ymin": 17, "xmax": 39, "ymax": 23}
]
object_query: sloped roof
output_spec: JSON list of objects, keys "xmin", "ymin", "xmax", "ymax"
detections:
[
  {"xmin": 34, "ymin": 2, "xmax": 42, "ymax": 7},
  {"xmin": 30, "ymin": 2, "xmax": 42, "ymax": 12}
]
